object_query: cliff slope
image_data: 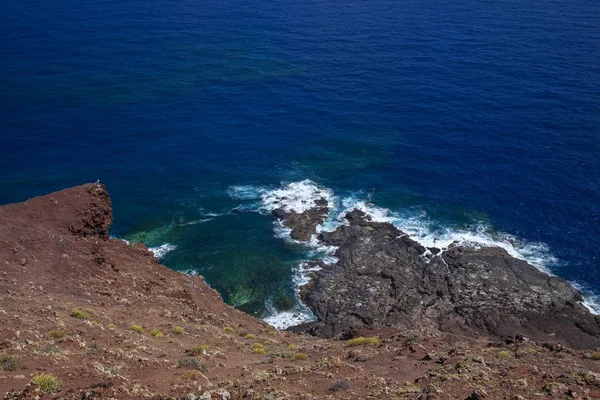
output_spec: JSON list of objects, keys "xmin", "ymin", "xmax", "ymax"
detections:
[{"xmin": 2, "ymin": 184, "xmax": 600, "ymax": 399}]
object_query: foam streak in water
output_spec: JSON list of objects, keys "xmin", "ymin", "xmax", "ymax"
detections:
[{"xmin": 148, "ymin": 243, "xmax": 177, "ymax": 259}]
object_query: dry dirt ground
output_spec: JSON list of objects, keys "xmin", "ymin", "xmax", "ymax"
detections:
[{"xmin": 2, "ymin": 184, "xmax": 600, "ymax": 399}]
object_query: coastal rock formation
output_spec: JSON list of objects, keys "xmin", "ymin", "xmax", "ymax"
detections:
[{"xmin": 281, "ymin": 210, "xmax": 600, "ymax": 349}]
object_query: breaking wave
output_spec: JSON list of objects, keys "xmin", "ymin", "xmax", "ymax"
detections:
[{"xmin": 148, "ymin": 243, "xmax": 177, "ymax": 259}]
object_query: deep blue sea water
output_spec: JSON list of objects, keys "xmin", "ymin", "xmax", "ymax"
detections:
[{"xmin": 1, "ymin": 0, "xmax": 599, "ymax": 324}]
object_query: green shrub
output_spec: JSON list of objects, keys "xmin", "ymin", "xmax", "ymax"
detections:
[
  {"xmin": 252, "ymin": 343, "xmax": 266, "ymax": 354},
  {"xmin": 172, "ymin": 325, "xmax": 185, "ymax": 335},
  {"xmin": 346, "ymin": 336, "xmax": 380, "ymax": 346},
  {"xmin": 268, "ymin": 331, "xmax": 276, "ymax": 336},
  {"xmin": 273, "ymin": 351, "xmax": 293, "ymax": 359},
  {"xmin": 293, "ymin": 353, "xmax": 308, "ymax": 360},
  {"xmin": 223, "ymin": 326, "xmax": 234, "ymax": 333},
  {"xmin": 107, "ymin": 324, "xmax": 116, "ymax": 331},
  {"xmin": 0, "ymin": 354, "xmax": 24, "ymax": 371},
  {"xmin": 177, "ymin": 359, "xmax": 208, "ymax": 372},
  {"xmin": 40, "ymin": 345, "xmax": 61, "ymax": 354},
  {"xmin": 85, "ymin": 343, "xmax": 101, "ymax": 352},
  {"xmin": 497, "ymin": 350, "xmax": 512, "ymax": 358},
  {"xmin": 244, "ymin": 333, "xmax": 256, "ymax": 339},
  {"xmin": 30, "ymin": 374, "xmax": 61, "ymax": 393},
  {"xmin": 150, "ymin": 329, "xmax": 164, "ymax": 338},
  {"xmin": 130, "ymin": 325, "xmax": 145, "ymax": 334},
  {"xmin": 70, "ymin": 308, "xmax": 89, "ymax": 319},
  {"xmin": 288, "ymin": 344, "xmax": 298, "ymax": 351},
  {"xmin": 47, "ymin": 330, "xmax": 66, "ymax": 339},
  {"xmin": 183, "ymin": 370, "xmax": 198, "ymax": 380},
  {"xmin": 189, "ymin": 344, "xmax": 210, "ymax": 355}
]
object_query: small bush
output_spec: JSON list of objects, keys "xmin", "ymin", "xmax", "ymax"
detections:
[
  {"xmin": 252, "ymin": 343, "xmax": 266, "ymax": 354},
  {"xmin": 189, "ymin": 344, "xmax": 210, "ymax": 355},
  {"xmin": 288, "ymin": 344, "xmax": 298, "ymax": 351},
  {"xmin": 223, "ymin": 327, "xmax": 234, "ymax": 333},
  {"xmin": 293, "ymin": 353, "xmax": 308, "ymax": 360},
  {"xmin": 183, "ymin": 370, "xmax": 198, "ymax": 380},
  {"xmin": 244, "ymin": 333, "xmax": 256, "ymax": 339},
  {"xmin": 70, "ymin": 308, "xmax": 89, "ymax": 319},
  {"xmin": 593, "ymin": 352, "xmax": 600, "ymax": 360},
  {"xmin": 177, "ymin": 359, "xmax": 208, "ymax": 372},
  {"xmin": 150, "ymin": 329, "xmax": 164, "ymax": 338},
  {"xmin": 85, "ymin": 343, "xmax": 101, "ymax": 352},
  {"xmin": 497, "ymin": 350, "xmax": 512, "ymax": 358},
  {"xmin": 47, "ymin": 330, "xmax": 66, "ymax": 339},
  {"xmin": 0, "ymin": 354, "xmax": 24, "ymax": 371},
  {"xmin": 106, "ymin": 367, "xmax": 123, "ymax": 377},
  {"xmin": 268, "ymin": 331, "xmax": 276, "ymax": 336},
  {"xmin": 404, "ymin": 334, "xmax": 422, "ymax": 345},
  {"xmin": 30, "ymin": 373, "xmax": 61, "ymax": 393},
  {"xmin": 346, "ymin": 336, "xmax": 380, "ymax": 347},
  {"xmin": 107, "ymin": 324, "xmax": 116, "ymax": 331},
  {"xmin": 172, "ymin": 325, "xmax": 185, "ymax": 335},
  {"xmin": 41, "ymin": 345, "xmax": 61, "ymax": 354},
  {"xmin": 273, "ymin": 351, "xmax": 293, "ymax": 359},
  {"xmin": 130, "ymin": 325, "xmax": 145, "ymax": 334},
  {"xmin": 329, "ymin": 379, "xmax": 351, "ymax": 392}
]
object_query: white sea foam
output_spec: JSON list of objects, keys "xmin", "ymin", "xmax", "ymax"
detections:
[
  {"xmin": 263, "ymin": 310, "xmax": 314, "ymax": 330},
  {"xmin": 259, "ymin": 179, "xmax": 335, "ymax": 214},
  {"xmin": 204, "ymin": 212, "xmax": 223, "ymax": 217},
  {"xmin": 148, "ymin": 243, "xmax": 177, "ymax": 259},
  {"xmin": 571, "ymin": 282, "xmax": 600, "ymax": 315},
  {"xmin": 111, "ymin": 236, "xmax": 131, "ymax": 245},
  {"xmin": 318, "ymin": 195, "xmax": 557, "ymax": 274},
  {"xmin": 227, "ymin": 184, "xmax": 264, "ymax": 200},
  {"xmin": 177, "ymin": 218, "xmax": 214, "ymax": 227}
]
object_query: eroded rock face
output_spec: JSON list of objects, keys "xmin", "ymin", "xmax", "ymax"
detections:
[{"xmin": 290, "ymin": 210, "xmax": 600, "ymax": 349}]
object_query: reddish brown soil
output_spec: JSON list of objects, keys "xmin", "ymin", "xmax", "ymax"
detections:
[{"xmin": 1, "ymin": 184, "xmax": 600, "ymax": 399}]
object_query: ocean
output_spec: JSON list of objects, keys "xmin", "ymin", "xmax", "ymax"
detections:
[{"xmin": 1, "ymin": 0, "xmax": 599, "ymax": 326}]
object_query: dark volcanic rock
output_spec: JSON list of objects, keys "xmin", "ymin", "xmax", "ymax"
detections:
[
  {"xmin": 428, "ymin": 247, "xmax": 441, "ymax": 255},
  {"xmin": 297, "ymin": 209, "xmax": 600, "ymax": 349},
  {"xmin": 270, "ymin": 198, "xmax": 329, "ymax": 241}
]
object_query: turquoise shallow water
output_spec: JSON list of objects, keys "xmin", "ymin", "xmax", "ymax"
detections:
[{"xmin": 1, "ymin": 0, "xmax": 599, "ymax": 323}]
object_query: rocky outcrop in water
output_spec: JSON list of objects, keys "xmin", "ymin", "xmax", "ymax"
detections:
[
  {"xmin": 279, "ymin": 209, "xmax": 600, "ymax": 350},
  {"xmin": 271, "ymin": 197, "xmax": 329, "ymax": 241}
]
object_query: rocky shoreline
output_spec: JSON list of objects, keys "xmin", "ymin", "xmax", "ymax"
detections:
[{"xmin": 271, "ymin": 199, "xmax": 600, "ymax": 350}]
